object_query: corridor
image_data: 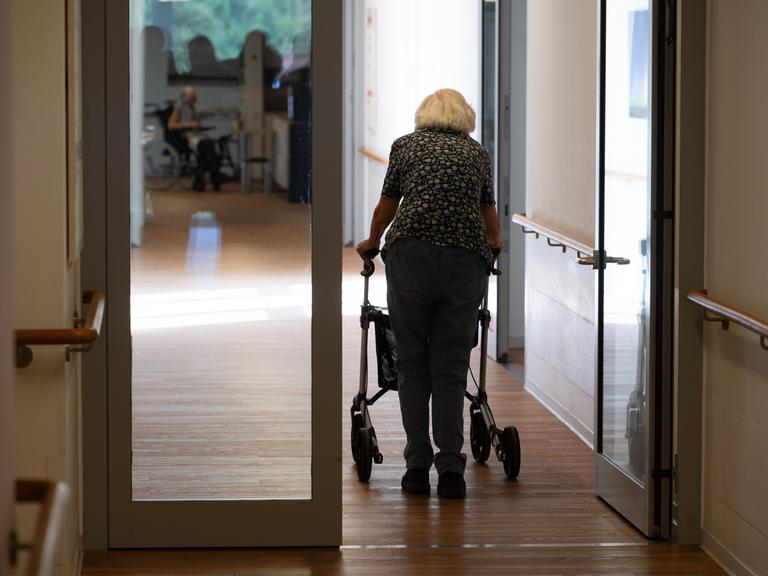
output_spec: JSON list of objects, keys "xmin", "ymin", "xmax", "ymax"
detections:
[{"xmin": 84, "ymin": 188, "xmax": 723, "ymax": 571}]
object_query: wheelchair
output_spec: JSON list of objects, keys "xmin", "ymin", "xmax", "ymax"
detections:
[{"xmin": 143, "ymin": 102, "xmax": 236, "ymax": 192}]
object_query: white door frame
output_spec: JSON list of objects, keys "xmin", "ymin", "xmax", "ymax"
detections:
[{"xmin": 82, "ymin": 0, "xmax": 343, "ymax": 548}]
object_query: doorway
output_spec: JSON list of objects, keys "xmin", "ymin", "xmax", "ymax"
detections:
[
  {"xmin": 82, "ymin": 0, "xmax": 679, "ymax": 550},
  {"xmin": 83, "ymin": 0, "xmax": 343, "ymax": 547}
]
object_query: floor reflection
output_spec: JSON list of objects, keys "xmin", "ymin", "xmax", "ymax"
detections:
[{"xmin": 186, "ymin": 210, "xmax": 221, "ymax": 275}]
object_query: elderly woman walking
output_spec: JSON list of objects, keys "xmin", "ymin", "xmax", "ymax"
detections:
[{"xmin": 356, "ymin": 88, "xmax": 501, "ymax": 499}]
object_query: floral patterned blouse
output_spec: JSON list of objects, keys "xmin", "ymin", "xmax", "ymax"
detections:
[{"xmin": 381, "ymin": 128, "xmax": 496, "ymax": 263}]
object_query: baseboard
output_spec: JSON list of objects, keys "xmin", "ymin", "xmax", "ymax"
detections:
[
  {"xmin": 524, "ymin": 377, "xmax": 594, "ymax": 449},
  {"xmin": 701, "ymin": 529, "xmax": 756, "ymax": 576}
]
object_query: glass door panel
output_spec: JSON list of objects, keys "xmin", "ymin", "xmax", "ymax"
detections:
[
  {"xmin": 601, "ymin": 0, "xmax": 651, "ymax": 486},
  {"xmin": 131, "ymin": 0, "xmax": 312, "ymax": 502},
  {"xmin": 595, "ymin": 0, "xmax": 673, "ymax": 539}
]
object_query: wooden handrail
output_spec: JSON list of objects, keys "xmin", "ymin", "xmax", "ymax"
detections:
[
  {"xmin": 14, "ymin": 479, "xmax": 70, "ymax": 576},
  {"xmin": 687, "ymin": 288, "xmax": 768, "ymax": 351},
  {"xmin": 511, "ymin": 212, "xmax": 595, "ymax": 258},
  {"xmin": 14, "ymin": 291, "xmax": 105, "ymax": 367},
  {"xmin": 358, "ymin": 146, "xmax": 389, "ymax": 166}
]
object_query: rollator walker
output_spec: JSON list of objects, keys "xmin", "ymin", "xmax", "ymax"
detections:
[{"xmin": 350, "ymin": 250, "xmax": 521, "ymax": 482}]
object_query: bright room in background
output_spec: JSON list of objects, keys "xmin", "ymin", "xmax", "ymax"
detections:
[{"xmin": 350, "ymin": 0, "xmax": 481, "ymax": 243}]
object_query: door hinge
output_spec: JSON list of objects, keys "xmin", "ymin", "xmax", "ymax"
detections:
[
  {"xmin": 652, "ymin": 467, "xmax": 674, "ymax": 480},
  {"xmin": 665, "ymin": 0, "xmax": 677, "ymax": 46},
  {"xmin": 655, "ymin": 456, "xmax": 680, "ymax": 494},
  {"xmin": 503, "ymin": 94, "xmax": 511, "ymax": 140},
  {"xmin": 8, "ymin": 529, "xmax": 28, "ymax": 568},
  {"xmin": 8, "ymin": 529, "xmax": 15, "ymax": 568},
  {"xmin": 673, "ymin": 453, "xmax": 679, "ymax": 494}
]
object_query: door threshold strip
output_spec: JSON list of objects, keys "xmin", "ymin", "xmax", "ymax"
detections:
[{"xmin": 341, "ymin": 542, "xmax": 649, "ymax": 550}]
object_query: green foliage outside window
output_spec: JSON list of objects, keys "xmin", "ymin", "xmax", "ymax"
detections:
[{"xmin": 143, "ymin": 0, "xmax": 311, "ymax": 73}]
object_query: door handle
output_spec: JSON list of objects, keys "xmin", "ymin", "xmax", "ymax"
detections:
[
  {"xmin": 576, "ymin": 252, "xmax": 631, "ymax": 269},
  {"xmin": 605, "ymin": 256, "xmax": 631, "ymax": 266}
]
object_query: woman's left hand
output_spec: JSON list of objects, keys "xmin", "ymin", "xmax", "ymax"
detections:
[
  {"xmin": 489, "ymin": 239, "xmax": 503, "ymax": 259},
  {"xmin": 355, "ymin": 238, "xmax": 380, "ymax": 261}
]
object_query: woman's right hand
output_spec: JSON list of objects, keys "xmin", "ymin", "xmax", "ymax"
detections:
[{"xmin": 355, "ymin": 238, "xmax": 380, "ymax": 261}]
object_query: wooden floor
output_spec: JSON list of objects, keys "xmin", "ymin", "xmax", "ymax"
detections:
[
  {"xmin": 86, "ymin": 183, "xmax": 724, "ymax": 575},
  {"xmin": 132, "ymin": 184, "xmax": 313, "ymax": 500}
]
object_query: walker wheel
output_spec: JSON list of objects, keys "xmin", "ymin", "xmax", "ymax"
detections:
[
  {"xmin": 351, "ymin": 413, "xmax": 364, "ymax": 464},
  {"xmin": 470, "ymin": 410, "xmax": 491, "ymax": 463},
  {"xmin": 356, "ymin": 428, "xmax": 373, "ymax": 482},
  {"xmin": 501, "ymin": 426, "xmax": 521, "ymax": 479}
]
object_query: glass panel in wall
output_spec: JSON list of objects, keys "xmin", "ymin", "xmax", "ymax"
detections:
[
  {"xmin": 130, "ymin": 0, "xmax": 312, "ymax": 500},
  {"xmin": 601, "ymin": 0, "xmax": 651, "ymax": 486}
]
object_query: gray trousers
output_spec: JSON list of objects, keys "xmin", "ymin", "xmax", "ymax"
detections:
[{"xmin": 385, "ymin": 238, "xmax": 488, "ymax": 475}]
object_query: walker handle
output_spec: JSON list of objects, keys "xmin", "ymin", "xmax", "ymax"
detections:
[{"xmin": 361, "ymin": 248, "xmax": 380, "ymax": 278}]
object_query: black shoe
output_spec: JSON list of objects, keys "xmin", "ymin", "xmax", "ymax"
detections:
[
  {"xmin": 437, "ymin": 472, "xmax": 466, "ymax": 499},
  {"xmin": 401, "ymin": 469, "xmax": 430, "ymax": 495}
]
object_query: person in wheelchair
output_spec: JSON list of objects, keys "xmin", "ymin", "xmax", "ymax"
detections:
[{"xmin": 167, "ymin": 86, "xmax": 224, "ymax": 191}]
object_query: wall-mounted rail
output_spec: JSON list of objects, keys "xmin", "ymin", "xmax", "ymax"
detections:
[
  {"xmin": 511, "ymin": 212, "xmax": 594, "ymax": 258},
  {"xmin": 358, "ymin": 146, "xmax": 389, "ymax": 166},
  {"xmin": 11, "ymin": 479, "xmax": 70, "ymax": 576},
  {"xmin": 687, "ymin": 289, "xmax": 768, "ymax": 351},
  {"xmin": 14, "ymin": 291, "xmax": 105, "ymax": 368},
  {"xmin": 511, "ymin": 212, "xmax": 631, "ymax": 269}
]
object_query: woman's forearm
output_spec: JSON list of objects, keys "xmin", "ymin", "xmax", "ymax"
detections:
[
  {"xmin": 368, "ymin": 197, "xmax": 400, "ymax": 244},
  {"xmin": 481, "ymin": 205, "xmax": 500, "ymax": 244}
]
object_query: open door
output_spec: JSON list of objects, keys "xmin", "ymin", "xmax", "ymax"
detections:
[{"xmin": 592, "ymin": 0, "xmax": 675, "ymax": 538}]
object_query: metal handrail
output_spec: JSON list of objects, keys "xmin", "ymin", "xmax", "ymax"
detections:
[
  {"xmin": 687, "ymin": 289, "xmax": 768, "ymax": 351},
  {"xmin": 511, "ymin": 212, "xmax": 595, "ymax": 258},
  {"xmin": 15, "ymin": 291, "xmax": 105, "ymax": 367},
  {"xmin": 13, "ymin": 479, "xmax": 70, "ymax": 576},
  {"xmin": 357, "ymin": 146, "xmax": 389, "ymax": 166}
]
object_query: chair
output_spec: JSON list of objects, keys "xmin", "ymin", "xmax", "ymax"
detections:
[{"xmin": 238, "ymin": 131, "xmax": 272, "ymax": 194}]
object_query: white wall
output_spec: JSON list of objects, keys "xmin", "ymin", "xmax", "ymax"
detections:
[
  {"xmin": 702, "ymin": 2, "xmax": 768, "ymax": 573},
  {"xmin": 0, "ymin": 1, "xmax": 14, "ymax": 571},
  {"xmin": 524, "ymin": 0, "xmax": 598, "ymax": 443},
  {"xmin": 353, "ymin": 0, "xmax": 481, "ymax": 243},
  {"xmin": 10, "ymin": 0, "xmax": 82, "ymax": 573}
]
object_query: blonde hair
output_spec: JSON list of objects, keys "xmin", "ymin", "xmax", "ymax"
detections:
[{"xmin": 414, "ymin": 88, "xmax": 476, "ymax": 134}]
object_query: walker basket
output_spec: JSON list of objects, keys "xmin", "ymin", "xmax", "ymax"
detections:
[{"xmin": 372, "ymin": 311, "xmax": 399, "ymax": 391}]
